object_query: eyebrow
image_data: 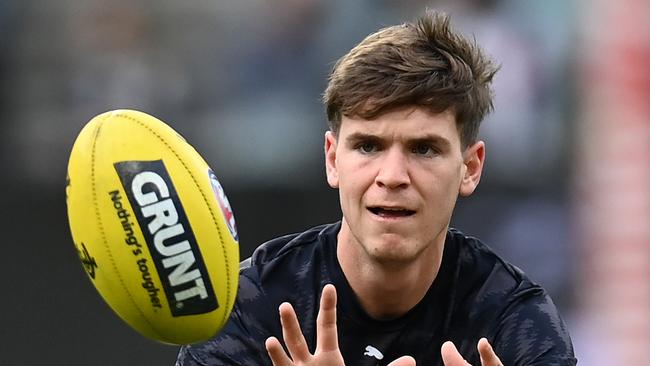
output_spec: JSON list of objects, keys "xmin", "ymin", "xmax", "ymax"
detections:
[
  {"xmin": 344, "ymin": 132, "xmax": 452, "ymax": 149},
  {"xmin": 344, "ymin": 132, "xmax": 381, "ymax": 145}
]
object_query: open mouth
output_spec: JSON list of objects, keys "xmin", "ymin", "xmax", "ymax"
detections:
[{"xmin": 368, "ymin": 206, "xmax": 416, "ymax": 218}]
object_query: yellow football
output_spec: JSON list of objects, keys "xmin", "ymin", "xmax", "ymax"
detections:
[{"xmin": 66, "ymin": 109, "xmax": 239, "ymax": 344}]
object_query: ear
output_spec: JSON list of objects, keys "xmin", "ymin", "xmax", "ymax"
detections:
[
  {"xmin": 324, "ymin": 131, "xmax": 339, "ymax": 188},
  {"xmin": 459, "ymin": 141, "xmax": 485, "ymax": 197}
]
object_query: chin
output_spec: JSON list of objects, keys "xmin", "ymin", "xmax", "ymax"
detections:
[{"xmin": 365, "ymin": 236, "xmax": 422, "ymax": 265}]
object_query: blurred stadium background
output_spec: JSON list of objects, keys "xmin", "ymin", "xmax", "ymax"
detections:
[{"xmin": 1, "ymin": 0, "xmax": 647, "ymax": 364}]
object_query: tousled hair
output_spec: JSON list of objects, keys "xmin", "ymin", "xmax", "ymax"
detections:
[{"xmin": 323, "ymin": 11, "xmax": 499, "ymax": 148}]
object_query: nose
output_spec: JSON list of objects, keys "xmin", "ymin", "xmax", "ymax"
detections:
[{"xmin": 375, "ymin": 147, "xmax": 410, "ymax": 189}]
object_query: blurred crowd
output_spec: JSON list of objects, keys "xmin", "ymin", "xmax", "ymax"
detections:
[{"xmin": 2, "ymin": 0, "xmax": 574, "ymax": 190}]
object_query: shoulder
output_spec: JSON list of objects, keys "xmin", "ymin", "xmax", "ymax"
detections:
[
  {"xmin": 448, "ymin": 228, "xmax": 534, "ymax": 299},
  {"xmin": 237, "ymin": 222, "xmax": 340, "ymax": 307},
  {"xmin": 451, "ymin": 230, "xmax": 573, "ymax": 322},
  {"xmin": 446, "ymin": 229, "xmax": 576, "ymax": 365},
  {"xmin": 239, "ymin": 222, "xmax": 339, "ymax": 284},
  {"xmin": 245, "ymin": 222, "xmax": 338, "ymax": 267},
  {"xmin": 448, "ymin": 228, "xmax": 549, "ymax": 317}
]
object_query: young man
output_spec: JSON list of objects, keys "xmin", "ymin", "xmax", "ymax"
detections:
[{"xmin": 177, "ymin": 11, "xmax": 576, "ymax": 366}]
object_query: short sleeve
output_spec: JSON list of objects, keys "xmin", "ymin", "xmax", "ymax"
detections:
[{"xmin": 491, "ymin": 285, "xmax": 577, "ymax": 366}]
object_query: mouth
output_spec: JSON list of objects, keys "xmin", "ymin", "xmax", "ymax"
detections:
[{"xmin": 367, "ymin": 206, "xmax": 416, "ymax": 218}]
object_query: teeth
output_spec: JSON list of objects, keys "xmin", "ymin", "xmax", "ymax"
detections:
[
  {"xmin": 375, "ymin": 207, "xmax": 408, "ymax": 211},
  {"xmin": 369, "ymin": 207, "xmax": 414, "ymax": 215}
]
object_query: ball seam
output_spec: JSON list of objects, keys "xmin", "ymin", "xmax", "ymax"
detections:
[{"xmin": 91, "ymin": 114, "xmax": 167, "ymax": 341}]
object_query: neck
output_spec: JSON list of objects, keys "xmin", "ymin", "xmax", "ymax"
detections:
[{"xmin": 336, "ymin": 220, "xmax": 445, "ymax": 320}]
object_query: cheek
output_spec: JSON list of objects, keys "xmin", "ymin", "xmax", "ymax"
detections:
[
  {"xmin": 337, "ymin": 161, "xmax": 374, "ymax": 209},
  {"xmin": 419, "ymin": 165, "xmax": 463, "ymax": 203},
  {"xmin": 338, "ymin": 172, "xmax": 364, "ymax": 204}
]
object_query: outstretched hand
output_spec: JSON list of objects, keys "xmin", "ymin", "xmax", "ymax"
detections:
[
  {"xmin": 441, "ymin": 338, "xmax": 503, "ymax": 366},
  {"xmin": 265, "ymin": 284, "xmax": 415, "ymax": 366},
  {"xmin": 265, "ymin": 284, "xmax": 502, "ymax": 366}
]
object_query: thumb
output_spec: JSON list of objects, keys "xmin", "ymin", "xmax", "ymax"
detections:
[
  {"xmin": 441, "ymin": 341, "xmax": 471, "ymax": 366},
  {"xmin": 388, "ymin": 355, "xmax": 416, "ymax": 366}
]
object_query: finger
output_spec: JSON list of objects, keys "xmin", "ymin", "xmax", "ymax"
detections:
[
  {"xmin": 316, "ymin": 284, "xmax": 338, "ymax": 352},
  {"xmin": 265, "ymin": 336, "xmax": 294, "ymax": 366},
  {"xmin": 387, "ymin": 355, "xmax": 417, "ymax": 366},
  {"xmin": 477, "ymin": 338, "xmax": 503, "ymax": 366},
  {"xmin": 441, "ymin": 341, "xmax": 472, "ymax": 366},
  {"xmin": 279, "ymin": 302, "xmax": 311, "ymax": 362}
]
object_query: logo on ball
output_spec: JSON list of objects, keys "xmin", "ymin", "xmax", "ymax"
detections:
[
  {"xmin": 76, "ymin": 242, "xmax": 98, "ymax": 279},
  {"xmin": 208, "ymin": 169, "xmax": 238, "ymax": 242},
  {"xmin": 114, "ymin": 160, "xmax": 219, "ymax": 316}
]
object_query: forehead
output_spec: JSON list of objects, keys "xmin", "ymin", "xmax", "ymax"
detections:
[{"xmin": 339, "ymin": 106, "xmax": 460, "ymax": 143}]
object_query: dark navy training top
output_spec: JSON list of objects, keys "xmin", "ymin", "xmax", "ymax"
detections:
[{"xmin": 177, "ymin": 222, "xmax": 576, "ymax": 365}]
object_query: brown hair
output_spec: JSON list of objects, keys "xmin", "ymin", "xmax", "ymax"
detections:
[{"xmin": 323, "ymin": 11, "xmax": 499, "ymax": 148}]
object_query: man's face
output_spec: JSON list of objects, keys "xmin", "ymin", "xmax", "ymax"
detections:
[{"xmin": 325, "ymin": 106, "xmax": 484, "ymax": 265}]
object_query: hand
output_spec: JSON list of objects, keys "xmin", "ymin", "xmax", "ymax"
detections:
[
  {"xmin": 265, "ymin": 284, "xmax": 415, "ymax": 366},
  {"xmin": 441, "ymin": 338, "xmax": 503, "ymax": 366}
]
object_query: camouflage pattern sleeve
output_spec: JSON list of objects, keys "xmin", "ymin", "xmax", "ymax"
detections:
[{"xmin": 491, "ymin": 284, "xmax": 577, "ymax": 366}]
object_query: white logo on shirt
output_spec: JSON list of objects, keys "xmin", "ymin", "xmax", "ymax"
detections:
[{"xmin": 364, "ymin": 345, "xmax": 384, "ymax": 360}]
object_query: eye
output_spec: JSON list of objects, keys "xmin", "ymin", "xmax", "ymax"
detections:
[
  {"xmin": 357, "ymin": 142, "xmax": 377, "ymax": 154},
  {"xmin": 412, "ymin": 143, "xmax": 434, "ymax": 155}
]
